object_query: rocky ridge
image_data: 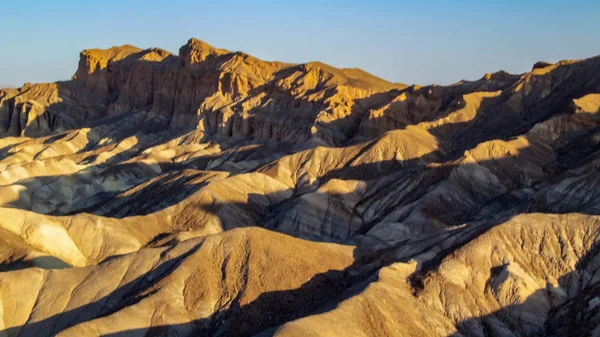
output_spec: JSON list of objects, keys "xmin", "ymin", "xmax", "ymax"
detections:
[{"xmin": 0, "ymin": 39, "xmax": 599, "ymax": 336}]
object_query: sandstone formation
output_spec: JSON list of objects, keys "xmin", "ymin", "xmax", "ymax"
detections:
[{"xmin": 0, "ymin": 38, "xmax": 599, "ymax": 336}]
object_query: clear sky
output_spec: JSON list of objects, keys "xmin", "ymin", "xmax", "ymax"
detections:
[{"xmin": 1, "ymin": 0, "xmax": 599, "ymax": 86}]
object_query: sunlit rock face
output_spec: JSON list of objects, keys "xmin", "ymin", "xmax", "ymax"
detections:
[{"xmin": 1, "ymin": 39, "xmax": 600, "ymax": 337}]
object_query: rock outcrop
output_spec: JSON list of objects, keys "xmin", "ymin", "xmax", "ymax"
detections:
[{"xmin": 0, "ymin": 39, "xmax": 599, "ymax": 336}]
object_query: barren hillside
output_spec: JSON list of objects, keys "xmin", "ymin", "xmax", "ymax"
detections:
[{"xmin": 0, "ymin": 38, "xmax": 599, "ymax": 336}]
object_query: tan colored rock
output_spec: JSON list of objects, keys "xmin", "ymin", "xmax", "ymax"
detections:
[{"xmin": 0, "ymin": 39, "xmax": 599, "ymax": 337}]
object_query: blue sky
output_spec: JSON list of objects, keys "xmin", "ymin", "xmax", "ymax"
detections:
[{"xmin": 1, "ymin": 0, "xmax": 599, "ymax": 86}]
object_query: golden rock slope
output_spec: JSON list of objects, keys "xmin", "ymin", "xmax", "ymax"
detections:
[{"xmin": 0, "ymin": 38, "xmax": 599, "ymax": 336}]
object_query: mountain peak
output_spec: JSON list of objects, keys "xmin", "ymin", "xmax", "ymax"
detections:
[
  {"xmin": 73, "ymin": 44, "xmax": 142, "ymax": 81},
  {"xmin": 80, "ymin": 44, "xmax": 142, "ymax": 63},
  {"xmin": 179, "ymin": 37, "xmax": 229, "ymax": 67}
]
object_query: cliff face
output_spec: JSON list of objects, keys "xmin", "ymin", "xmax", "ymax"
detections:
[
  {"xmin": 1, "ymin": 39, "xmax": 600, "ymax": 337},
  {"xmin": 2, "ymin": 38, "xmax": 408, "ymax": 143},
  {"xmin": 7, "ymin": 38, "xmax": 596, "ymax": 148}
]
